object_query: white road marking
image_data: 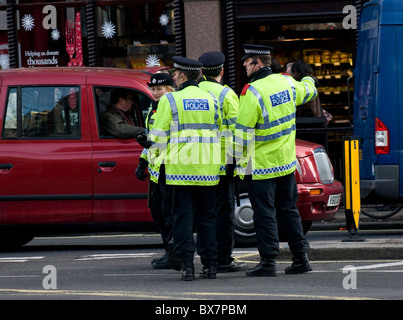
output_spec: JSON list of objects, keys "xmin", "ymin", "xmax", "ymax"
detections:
[
  {"xmin": 0, "ymin": 256, "xmax": 44, "ymax": 263},
  {"xmin": 353, "ymin": 261, "xmax": 403, "ymax": 270},
  {"xmin": 76, "ymin": 253, "xmax": 155, "ymax": 261}
]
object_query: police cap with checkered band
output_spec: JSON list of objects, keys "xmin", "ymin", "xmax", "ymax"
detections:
[
  {"xmin": 172, "ymin": 56, "xmax": 202, "ymax": 72},
  {"xmin": 198, "ymin": 51, "xmax": 225, "ymax": 70},
  {"xmin": 242, "ymin": 44, "xmax": 273, "ymax": 60},
  {"xmin": 147, "ymin": 72, "xmax": 174, "ymax": 87}
]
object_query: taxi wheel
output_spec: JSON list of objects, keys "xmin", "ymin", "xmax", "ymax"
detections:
[{"xmin": 234, "ymin": 193, "xmax": 256, "ymax": 246}]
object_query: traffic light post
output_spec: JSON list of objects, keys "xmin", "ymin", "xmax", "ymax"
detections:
[{"xmin": 343, "ymin": 136, "xmax": 364, "ymax": 241}]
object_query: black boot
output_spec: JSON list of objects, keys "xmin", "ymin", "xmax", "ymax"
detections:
[
  {"xmin": 285, "ymin": 253, "xmax": 312, "ymax": 274},
  {"xmin": 246, "ymin": 259, "xmax": 276, "ymax": 277},
  {"xmin": 199, "ymin": 265, "xmax": 217, "ymax": 279},
  {"xmin": 167, "ymin": 243, "xmax": 181, "ymax": 271},
  {"xmin": 217, "ymin": 260, "xmax": 247, "ymax": 273},
  {"xmin": 151, "ymin": 252, "xmax": 167, "ymax": 264},
  {"xmin": 152, "ymin": 254, "xmax": 171, "ymax": 269},
  {"xmin": 181, "ymin": 261, "xmax": 195, "ymax": 281}
]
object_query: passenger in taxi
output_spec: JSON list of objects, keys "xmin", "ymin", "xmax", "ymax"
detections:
[{"xmin": 100, "ymin": 88, "xmax": 145, "ymax": 139}]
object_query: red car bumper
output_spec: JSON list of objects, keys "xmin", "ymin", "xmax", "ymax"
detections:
[{"xmin": 297, "ymin": 180, "xmax": 343, "ymax": 221}]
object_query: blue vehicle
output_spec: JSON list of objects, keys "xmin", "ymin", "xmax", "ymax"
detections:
[{"xmin": 353, "ymin": 0, "xmax": 403, "ymax": 215}]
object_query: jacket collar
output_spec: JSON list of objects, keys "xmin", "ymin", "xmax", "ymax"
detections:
[
  {"xmin": 178, "ymin": 80, "xmax": 199, "ymax": 91},
  {"xmin": 250, "ymin": 67, "xmax": 272, "ymax": 82}
]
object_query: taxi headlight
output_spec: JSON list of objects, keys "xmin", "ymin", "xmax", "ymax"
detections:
[{"xmin": 313, "ymin": 147, "xmax": 334, "ymax": 184}]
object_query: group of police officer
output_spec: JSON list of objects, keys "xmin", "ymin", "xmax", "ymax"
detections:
[{"xmin": 138, "ymin": 44, "xmax": 318, "ymax": 281}]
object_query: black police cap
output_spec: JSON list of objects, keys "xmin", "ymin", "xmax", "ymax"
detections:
[
  {"xmin": 198, "ymin": 51, "xmax": 225, "ymax": 70},
  {"xmin": 147, "ymin": 72, "xmax": 174, "ymax": 87},
  {"xmin": 242, "ymin": 44, "xmax": 273, "ymax": 60},
  {"xmin": 172, "ymin": 56, "xmax": 202, "ymax": 71}
]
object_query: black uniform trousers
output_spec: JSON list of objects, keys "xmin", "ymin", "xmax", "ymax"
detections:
[
  {"xmin": 215, "ymin": 175, "xmax": 235, "ymax": 265},
  {"xmin": 171, "ymin": 185, "xmax": 217, "ymax": 267},
  {"xmin": 247, "ymin": 172, "xmax": 310, "ymax": 259},
  {"xmin": 150, "ymin": 180, "xmax": 173, "ymax": 250}
]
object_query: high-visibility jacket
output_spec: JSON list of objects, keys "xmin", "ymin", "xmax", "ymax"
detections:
[
  {"xmin": 233, "ymin": 73, "xmax": 317, "ymax": 180},
  {"xmin": 149, "ymin": 82, "xmax": 222, "ymax": 186},
  {"xmin": 140, "ymin": 101, "xmax": 157, "ymax": 167},
  {"xmin": 198, "ymin": 79, "xmax": 239, "ymax": 175}
]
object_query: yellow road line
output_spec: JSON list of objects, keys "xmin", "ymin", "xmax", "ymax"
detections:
[{"xmin": 0, "ymin": 288, "xmax": 378, "ymax": 300}]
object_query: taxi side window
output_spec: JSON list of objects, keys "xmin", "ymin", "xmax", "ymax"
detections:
[
  {"xmin": 2, "ymin": 86, "xmax": 80, "ymax": 139},
  {"xmin": 94, "ymin": 86, "xmax": 151, "ymax": 138}
]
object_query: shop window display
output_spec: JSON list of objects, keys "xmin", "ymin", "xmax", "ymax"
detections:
[{"xmin": 97, "ymin": 2, "xmax": 175, "ymax": 69}]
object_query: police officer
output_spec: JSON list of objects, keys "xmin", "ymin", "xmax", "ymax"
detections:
[
  {"xmin": 197, "ymin": 51, "xmax": 246, "ymax": 274},
  {"xmin": 233, "ymin": 44, "xmax": 317, "ymax": 276},
  {"xmin": 136, "ymin": 73, "xmax": 175, "ymax": 269},
  {"xmin": 148, "ymin": 56, "xmax": 222, "ymax": 281}
]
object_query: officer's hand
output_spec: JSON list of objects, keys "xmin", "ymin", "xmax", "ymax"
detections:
[
  {"xmin": 135, "ymin": 158, "xmax": 148, "ymax": 181},
  {"xmin": 225, "ymin": 162, "xmax": 236, "ymax": 178},
  {"xmin": 136, "ymin": 134, "xmax": 152, "ymax": 149}
]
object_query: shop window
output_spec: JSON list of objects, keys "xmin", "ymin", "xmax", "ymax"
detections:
[
  {"xmin": 2, "ymin": 86, "xmax": 80, "ymax": 139},
  {"xmin": 97, "ymin": 2, "xmax": 175, "ymax": 70}
]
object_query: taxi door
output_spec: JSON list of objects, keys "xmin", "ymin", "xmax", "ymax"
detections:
[
  {"xmin": 88, "ymin": 84, "xmax": 152, "ymax": 223},
  {"xmin": 0, "ymin": 77, "xmax": 93, "ymax": 224}
]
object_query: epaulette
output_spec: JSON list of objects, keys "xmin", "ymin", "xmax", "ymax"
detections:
[{"xmin": 240, "ymin": 84, "xmax": 250, "ymax": 96}]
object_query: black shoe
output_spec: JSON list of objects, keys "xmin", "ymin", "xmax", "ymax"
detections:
[
  {"xmin": 285, "ymin": 253, "xmax": 312, "ymax": 274},
  {"xmin": 152, "ymin": 255, "xmax": 171, "ymax": 269},
  {"xmin": 181, "ymin": 261, "xmax": 195, "ymax": 281},
  {"xmin": 217, "ymin": 261, "xmax": 247, "ymax": 273},
  {"xmin": 199, "ymin": 265, "xmax": 217, "ymax": 279},
  {"xmin": 151, "ymin": 252, "xmax": 167, "ymax": 265},
  {"xmin": 167, "ymin": 243, "xmax": 181, "ymax": 271},
  {"xmin": 246, "ymin": 259, "xmax": 277, "ymax": 277}
]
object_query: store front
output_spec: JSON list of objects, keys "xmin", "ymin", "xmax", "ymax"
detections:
[{"xmin": 0, "ymin": 0, "xmax": 181, "ymax": 70}]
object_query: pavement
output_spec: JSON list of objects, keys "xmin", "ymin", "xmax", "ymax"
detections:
[{"xmin": 274, "ymin": 207, "xmax": 403, "ymax": 261}]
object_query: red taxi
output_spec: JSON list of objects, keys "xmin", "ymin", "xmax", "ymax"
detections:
[{"xmin": 0, "ymin": 67, "xmax": 342, "ymax": 248}]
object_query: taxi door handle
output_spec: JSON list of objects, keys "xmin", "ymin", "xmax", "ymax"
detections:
[
  {"xmin": 97, "ymin": 161, "xmax": 117, "ymax": 173},
  {"xmin": 0, "ymin": 163, "xmax": 13, "ymax": 173}
]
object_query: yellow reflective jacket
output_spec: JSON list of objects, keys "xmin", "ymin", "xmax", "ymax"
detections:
[
  {"xmin": 198, "ymin": 79, "xmax": 239, "ymax": 175},
  {"xmin": 149, "ymin": 82, "xmax": 222, "ymax": 186},
  {"xmin": 233, "ymin": 72, "xmax": 317, "ymax": 180},
  {"xmin": 140, "ymin": 101, "xmax": 157, "ymax": 170}
]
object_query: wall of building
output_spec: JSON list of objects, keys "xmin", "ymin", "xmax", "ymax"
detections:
[{"xmin": 183, "ymin": 0, "xmax": 222, "ymax": 59}]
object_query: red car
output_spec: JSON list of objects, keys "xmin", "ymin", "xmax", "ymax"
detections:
[{"xmin": 0, "ymin": 67, "xmax": 342, "ymax": 248}]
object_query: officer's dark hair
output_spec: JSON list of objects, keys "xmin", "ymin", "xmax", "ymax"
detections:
[
  {"xmin": 110, "ymin": 88, "xmax": 131, "ymax": 105},
  {"xmin": 253, "ymin": 55, "xmax": 271, "ymax": 68},
  {"xmin": 291, "ymin": 60, "xmax": 313, "ymax": 81},
  {"xmin": 202, "ymin": 67, "xmax": 222, "ymax": 78},
  {"xmin": 180, "ymin": 69, "xmax": 201, "ymax": 82}
]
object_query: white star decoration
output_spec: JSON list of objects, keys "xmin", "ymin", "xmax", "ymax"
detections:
[
  {"xmin": 21, "ymin": 14, "xmax": 35, "ymax": 31},
  {"xmin": 159, "ymin": 14, "xmax": 169, "ymax": 26},
  {"xmin": 0, "ymin": 54, "xmax": 10, "ymax": 69},
  {"xmin": 51, "ymin": 29, "xmax": 60, "ymax": 41},
  {"xmin": 146, "ymin": 55, "xmax": 160, "ymax": 68},
  {"xmin": 102, "ymin": 21, "xmax": 116, "ymax": 39}
]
